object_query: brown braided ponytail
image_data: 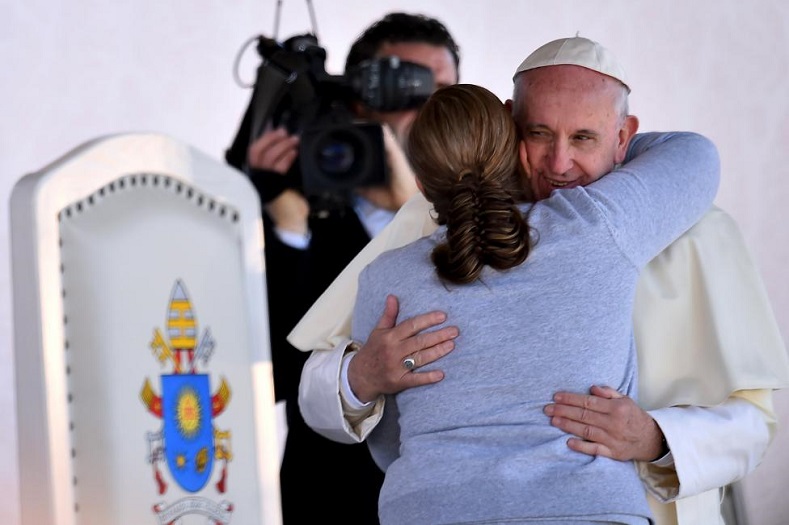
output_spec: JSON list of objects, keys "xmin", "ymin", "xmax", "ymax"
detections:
[{"xmin": 406, "ymin": 84, "xmax": 532, "ymax": 284}]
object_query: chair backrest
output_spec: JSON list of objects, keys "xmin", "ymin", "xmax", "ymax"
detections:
[{"xmin": 10, "ymin": 133, "xmax": 282, "ymax": 525}]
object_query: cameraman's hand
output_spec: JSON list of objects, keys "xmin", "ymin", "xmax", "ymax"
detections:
[
  {"xmin": 248, "ymin": 127, "xmax": 309, "ymax": 235},
  {"xmin": 248, "ymin": 126, "xmax": 300, "ymax": 173},
  {"xmin": 355, "ymin": 123, "xmax": 418, "ymax": 212}
]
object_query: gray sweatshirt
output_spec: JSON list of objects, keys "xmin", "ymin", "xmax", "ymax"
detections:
[{"xmin": 351, "ymin": 132, "xmax": 720, "ymax": 525}]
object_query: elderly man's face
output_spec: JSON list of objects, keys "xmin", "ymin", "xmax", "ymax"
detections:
[{"xmin": 514, "ymin": 65, "xmax": 637, "ymax": 201}]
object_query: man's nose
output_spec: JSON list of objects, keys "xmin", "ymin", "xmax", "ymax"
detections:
[{"xmin": 547, "ymin": 140, "xmax": 573, "ymax": 175}]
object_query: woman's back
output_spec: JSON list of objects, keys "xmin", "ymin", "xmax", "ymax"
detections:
[{"xmin": 355, "ymin": 184, "xmax": 647, "ymax": 524}]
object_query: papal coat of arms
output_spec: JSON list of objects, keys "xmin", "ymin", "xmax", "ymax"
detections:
[{"xmin": 140, "ymin": 279, "xmax": 234, "ymax": 524}]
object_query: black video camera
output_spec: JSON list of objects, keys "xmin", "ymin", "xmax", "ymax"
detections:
[{"xmin": 227, "ymin": 33, "xmax": 434, "ymax": 210}]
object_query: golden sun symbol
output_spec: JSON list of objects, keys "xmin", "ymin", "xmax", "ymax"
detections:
[{"xmin": 176, "ymin": 387, "xmax": 202, "ymax": 438}]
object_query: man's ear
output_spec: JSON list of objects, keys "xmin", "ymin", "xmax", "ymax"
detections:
[{"xmin": 615, "ymin": 115, "xmax": 640, "ymax": 164}]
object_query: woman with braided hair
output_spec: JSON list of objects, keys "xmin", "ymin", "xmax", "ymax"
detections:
[
  {"xmin": 350, "ymin": 83, "xmax": 718, "ymax": 524},
  {"xmin": 407, "ymin": 84, "xmax": 532, "ymax": 285}
]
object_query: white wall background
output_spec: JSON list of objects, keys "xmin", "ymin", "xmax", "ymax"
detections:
[{"xmin": 2, "ymin": 1, "xmax": 787, "ymax": 523}]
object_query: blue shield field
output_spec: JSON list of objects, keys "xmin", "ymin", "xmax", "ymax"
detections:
[{"xmin": 161, "ymin": 374, "xmax": 215, "ymax": 492}]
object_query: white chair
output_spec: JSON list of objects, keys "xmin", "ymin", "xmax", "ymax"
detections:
[{"xmin": 10, "ymin": 133, "xmax": 282, "ymax": 524}]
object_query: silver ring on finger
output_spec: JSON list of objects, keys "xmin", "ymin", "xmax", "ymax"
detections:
[{"xmin": 402, "ymin": 355, "xmax": 417, "ymax": 371}]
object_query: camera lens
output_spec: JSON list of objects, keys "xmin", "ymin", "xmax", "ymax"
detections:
[
  {"xmin": 314, "ymin": 129, "xmax": 365, "ymax": 180},
  {"xmin": 300, "ymin": 122, "xmax": 387, "ymax": 196},
  {"xmin": 316, "ymin": 136, "xmax": 356, "ymax": 176}
]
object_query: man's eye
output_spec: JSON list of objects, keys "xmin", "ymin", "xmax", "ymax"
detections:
[
  {"xmin": 527, "ymin": 130, "xmax": 549, "ymax": 139},
  {"xmin": 574, "ymin": 135, "xmax": 593, "ymax": 142}
]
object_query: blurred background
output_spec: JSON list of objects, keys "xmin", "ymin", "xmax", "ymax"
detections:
[{"xmin": 2, "ymin": 1, "xmax": 787, "ymax": 523}]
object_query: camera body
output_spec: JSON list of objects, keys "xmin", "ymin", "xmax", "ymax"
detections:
[{"xmin": 249, "ymin": 33, "xmax": 434, "ymax": 206}]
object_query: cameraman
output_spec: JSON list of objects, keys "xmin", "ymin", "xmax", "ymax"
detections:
[{"xmin": 239, "ymin": 13, "xmax": 460, "ymax": 524}]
